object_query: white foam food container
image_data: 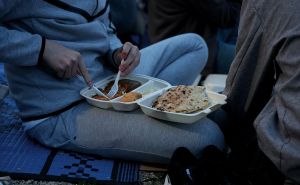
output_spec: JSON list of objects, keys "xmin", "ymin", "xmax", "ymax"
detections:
[
  {"xmin": 137, "ymin": 86, "xmax": 227, "ymax": 124},
  {"xmin": 80, "ymin": 74, "xmax": 171, "ymax": 111},
  {"xmin": 202, "ymin": 74, "xmax": 227, "ymax": 93}
]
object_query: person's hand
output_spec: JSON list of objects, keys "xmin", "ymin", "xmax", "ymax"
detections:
[
  {"xmin": 42, "ymin": 39, "xmax": 89, "ymax": 81},
  {"xmin": 117, "ymin": 42, "xmax": 140, "ymax": 76}
]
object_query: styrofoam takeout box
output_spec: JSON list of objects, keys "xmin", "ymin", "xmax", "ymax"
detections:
[
  {"xmin": 80, "ymin": 74, "xmax": 171, "ymax": 111},
  {"xmin": 137, "ymin": 86, "xmax": 227, "ymax": 124},
  {"xmin": 202, "ymin": 74, "xmax": 227, "ymax": 93}
]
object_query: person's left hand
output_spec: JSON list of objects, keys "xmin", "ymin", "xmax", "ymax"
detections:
[{"xmin": 117, "ymin": 42, "xmax": 140, "ymax": 76}]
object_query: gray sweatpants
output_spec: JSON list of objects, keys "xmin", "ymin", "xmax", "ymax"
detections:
[{"xmin": 27, "ymin": 102, "xmax": 224, "ymax": 164}]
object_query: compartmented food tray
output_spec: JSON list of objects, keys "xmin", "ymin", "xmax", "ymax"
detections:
[
  {"xmin": 80, "ymin": 74, "xmax": 171, "ymax": 111},
  {"xmin": 137, "ymin": 86, "xmax": 227, "ymax": 124}
]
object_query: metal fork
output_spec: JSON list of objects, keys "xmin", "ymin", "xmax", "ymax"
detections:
[{"xmin": 107, "ymin": 70, "xmax": 121, "ymax": 98}]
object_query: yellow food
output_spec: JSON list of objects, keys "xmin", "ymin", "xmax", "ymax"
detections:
[{"xmin": 120, "ymin": 92, "xmax": 142, "ymax": 102}]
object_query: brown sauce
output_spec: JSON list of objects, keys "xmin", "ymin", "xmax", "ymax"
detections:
[{"xmin": 92, "ymin": 79, "xmax": 142, "ymax": 100}]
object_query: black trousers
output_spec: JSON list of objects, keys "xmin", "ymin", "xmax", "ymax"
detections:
[{"xmin": 208, "ymin": 109, "xmax": 285, "ymax": 185}]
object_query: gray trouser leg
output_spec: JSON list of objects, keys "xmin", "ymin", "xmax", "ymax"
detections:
[{"xmin": 27, "ymin": 102, "xmax": 225, "ymax": 164}]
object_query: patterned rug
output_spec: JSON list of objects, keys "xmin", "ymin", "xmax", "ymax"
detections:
[{"xmin": 0, "ymin": 65, "xmax": 140, "ymax": 184}]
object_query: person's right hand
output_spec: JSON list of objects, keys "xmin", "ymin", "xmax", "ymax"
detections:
[{"xmin": 42, "ymin": 39, "xmax": 90, "ymax": 82}]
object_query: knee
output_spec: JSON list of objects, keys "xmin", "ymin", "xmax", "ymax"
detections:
[
  {"xmin": 183, "ymin": 33, "xmax": 208, "ymax": 49},
  {"xmin": 184, "ymin": 33, "xmax": 205, "ymax": 43},
  {"xmin": 183, "ymin": 33, "xmax": 208, "ymax": 61},
  {"xmin": 196, "ymin": 119, "xmax": 225, "ymax": 152}
]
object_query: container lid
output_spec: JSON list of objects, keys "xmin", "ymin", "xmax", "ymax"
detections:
[{"xmin": 202, "ymin": 74, "xmax": 227, "ymax": 93}]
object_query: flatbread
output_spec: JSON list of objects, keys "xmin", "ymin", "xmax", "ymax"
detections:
[{"xmin": 152, "ymin": 85, "xmax": 210, "ymax": 113}]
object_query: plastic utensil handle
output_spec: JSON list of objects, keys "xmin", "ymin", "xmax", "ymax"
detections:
[
  {"xmin": 93, "ymin": 85, "xmax": 110, "ymax": 99},
  {"xmin": 78, "ymin": 61, "xmax": 93, "ymax": 88},
  {"xmin": 115, "ymin": 71, "xmax": 121, "ymax": 83}
]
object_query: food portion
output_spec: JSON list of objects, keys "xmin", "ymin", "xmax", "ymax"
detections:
[
  {"xmin": 140, "ymin": 85, "xmax": 161, "ymax": 96},
  {"xmin": 152, "ymin": 85, "xmax": 210, "ymax": 113},
  {"xmin": 120, "ymin": 92, "xmax": 143, "ymax": 102},
  {"xmin": 92, "ymin": 94, "xmax": 110, "ymax": 101},
  {"xmin": 92, "ymin": 79, "xmax": 142, "ymax": 100}
]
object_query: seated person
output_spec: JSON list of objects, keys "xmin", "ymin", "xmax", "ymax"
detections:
[
  {"xmin": 148, "ymin": 0, "xmax": 241, "ymax": 76},
  {"xmin": 211, "ymin": 0, "xmax": 300, "ymax": 184},
  {"xmin": 0, "ymin": 0, "xmax": 224, "ymax": 164}
]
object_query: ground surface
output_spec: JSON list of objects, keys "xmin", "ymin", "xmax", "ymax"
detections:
[{"xmin": 2, "ymin": 171, "xmax": 165, "ymax": 185}]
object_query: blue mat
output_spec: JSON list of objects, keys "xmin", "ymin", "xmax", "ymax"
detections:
[{"xmin": 0, "ymin": 66, "xmax": 140, "ymax": 184}]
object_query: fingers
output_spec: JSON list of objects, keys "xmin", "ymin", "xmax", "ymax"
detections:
[
  {"xmin": 70, "ymin": 60, "xmax": 78, "ymax": 78},
  {"xmin": 43, "ymin": 40, "xmax": 90, "ymax": 81},
  {"xmin": 63, "ymin": 65, "xmax": 73, "ymax": 79},
  {"xmin": 60, "ymin": 55, "xmax": 92, "ymax": 88},
  {"xmin": 77, "ymin": 58, "xmax": 92, "ymax": 87},
  {"xmin": 119, "ymin": 42, "xmax": 140, "ymax": 76},
  {"xmin": 58, "ymin": 54, "xmax": 85, "ymax": 80}
]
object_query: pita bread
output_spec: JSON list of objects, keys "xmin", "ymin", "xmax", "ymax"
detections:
[{"xmin": 152, "ymin": 85, "xmax": 210, "ymax": 113}]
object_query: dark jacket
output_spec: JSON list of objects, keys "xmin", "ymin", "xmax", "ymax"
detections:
[
  {"xmin": 224, "ymin": 0, "xmax": 300, "ymax": 182},
  {"xmin": 148, "ymin": 0, "xmax": 241, "ymax": 76}
]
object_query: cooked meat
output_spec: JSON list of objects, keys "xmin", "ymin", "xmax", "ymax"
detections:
[{"xmin": 152, "ymin": 85, "xmax": 210, "ymax": 113}]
